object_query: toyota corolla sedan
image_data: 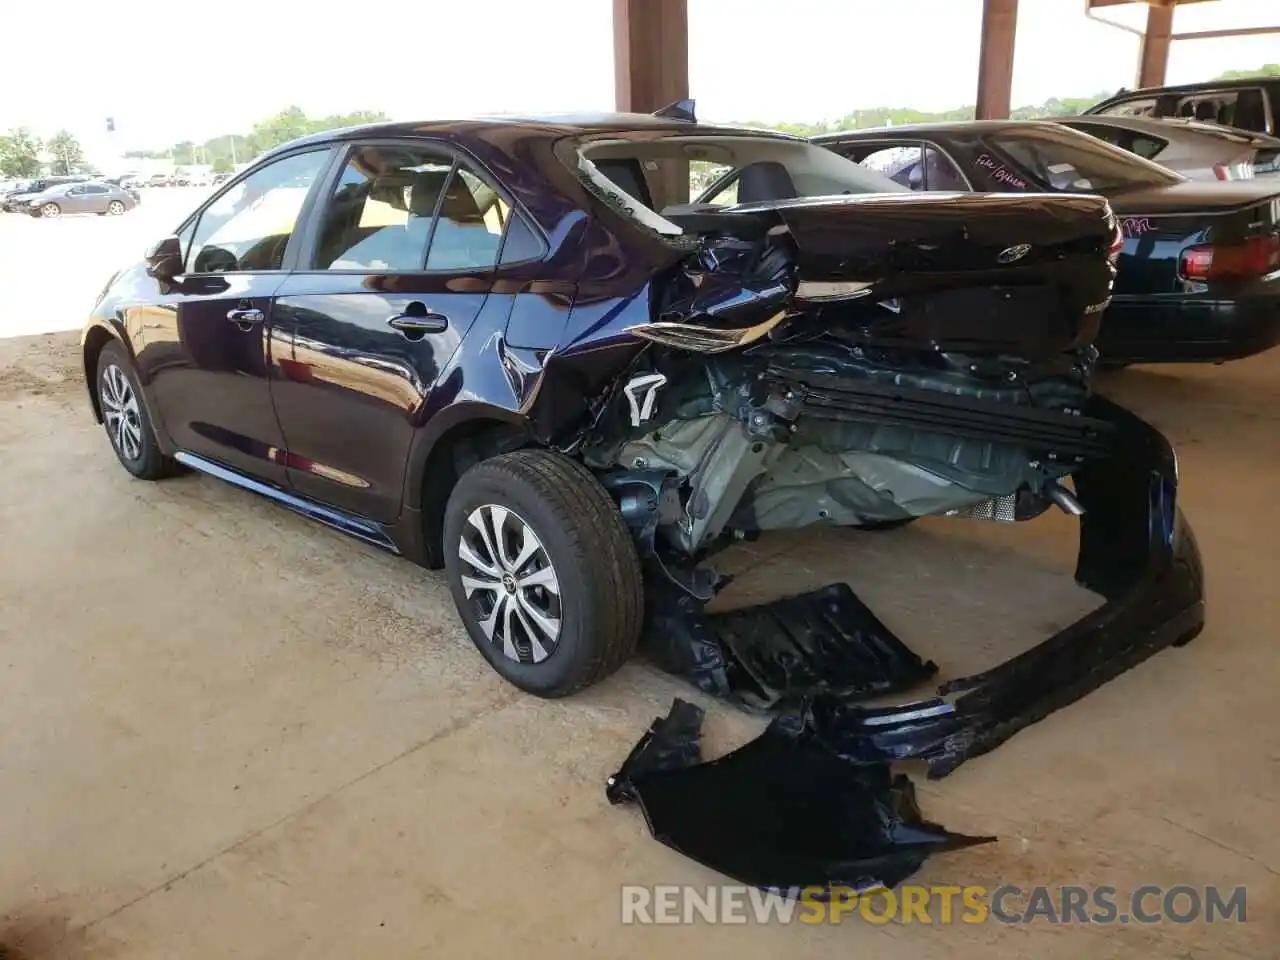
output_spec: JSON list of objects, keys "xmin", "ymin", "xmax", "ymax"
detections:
[{"xmin": 80, "ymin": 113, "xmax": 1202, "ymax": 712}]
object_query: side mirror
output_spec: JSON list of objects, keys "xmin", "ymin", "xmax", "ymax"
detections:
[{"xmin": 144, "ymin": 235, "xmax": 183, "ymax": 281}]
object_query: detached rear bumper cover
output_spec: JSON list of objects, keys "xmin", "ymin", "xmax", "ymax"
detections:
[
  {"xmin": 643, "ymin": 394, "xmax": 1205, "ymax": 777},
  {"xmin": 798, "ymin": 393, "xmax": 1206, "ymax": 778}
]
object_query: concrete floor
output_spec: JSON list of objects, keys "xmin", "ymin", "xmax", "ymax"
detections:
[{"xmin": 0, "ymin": 331, "xmax": 1276, "ymax": 959}]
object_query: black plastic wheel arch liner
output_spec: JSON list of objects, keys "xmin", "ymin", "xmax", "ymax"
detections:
[
  {"xmin": 641, "ymin": 581, "xmax": 938, "ymax": 712},
  {"xmin": 608, "ymin": 699, "xmax": 994, "ymax": 893},
  {"xmin": 799, "ymin": 394, "xmax": 1206, "ymax": 778}
]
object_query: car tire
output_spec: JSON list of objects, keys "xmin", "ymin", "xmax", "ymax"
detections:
[
  {"xmin": 443, "ymin": 449, "xmax": 644, "ymax": 698},
  {"xmin": 40, "ymin": 202, "xmax": 60, "ymax": 218},
  {"xmin": 95, "ymin": 341, "xmax": 178, "ymax": 481},
  {"xmin": 107, "ymin": 200, "xmax": 125, "ymax": 216}
]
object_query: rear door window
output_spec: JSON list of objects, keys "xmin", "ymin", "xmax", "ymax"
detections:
[
  {"xmin": 425, "ymin": 166, "xmax": 508, "ymax": 272},
  {"xmin": 311, "ymin": 143, "xmax": 538, "ymax": 273},
  {"xmin": 843, "ymin": 142, "xmax": 971, "ymax": 191},
  {"xmin": 313, "ymin": 145, "xmax": 454, "ymax": 271},
  {"xmin": 1061, "ymin": 122, "xmax": 1168, "ymax": 162}
]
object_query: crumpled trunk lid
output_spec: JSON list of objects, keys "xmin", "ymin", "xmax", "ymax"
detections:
[{"xmin": 650, "ymin": 192, "xmax": 1117, "ymax": 360}]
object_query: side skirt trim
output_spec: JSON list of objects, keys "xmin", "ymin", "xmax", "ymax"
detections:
[{"xmin": 173, "ymin": 452, "xmax": 399, "ymax": 554}]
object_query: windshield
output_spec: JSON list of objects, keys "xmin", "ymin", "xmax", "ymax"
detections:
[
  {"xmin": 988, "ymin": 125, "xmax": 1183, "ymax": 193},
  {"xmin": 567, "ymin": 131, "xmax": 907, "ymax": 237}
]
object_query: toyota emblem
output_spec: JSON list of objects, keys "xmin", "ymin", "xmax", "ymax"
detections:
[{"xmin": 998, "ymin": 243, "xmax": 1033, "ymax": 264}]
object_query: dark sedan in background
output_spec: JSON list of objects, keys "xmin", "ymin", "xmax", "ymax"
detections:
[
  {"xmin": 15, "ymin": 180, "xmax": 139, "ymax": 218},
  {"xmin": 816, "ymin": 121, "xmax": 1280, "ymax": 365}
]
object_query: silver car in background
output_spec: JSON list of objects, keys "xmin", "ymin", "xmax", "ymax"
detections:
[
  {"xmin": 17, "ymin": 180, "xmax": 140, "ymax": 218},
  {"xmin": 1056, "ymin": 114, "xmax": 1280, "ymax": 182}
]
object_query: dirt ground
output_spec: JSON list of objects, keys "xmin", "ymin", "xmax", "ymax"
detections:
[{"xmin": 0, "ymin": 324, "xmax": 1276, "ymax": 957}]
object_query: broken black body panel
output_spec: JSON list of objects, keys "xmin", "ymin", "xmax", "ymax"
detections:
[
  {"xmin": 609, "ymin": 699, "xmax": 994, "ymax": 893},
  {"xmin": 642, "ymin": 582, "xmax": 938, "ymax": 712},
  {"xmin": 678, "ymin": 393, "xmax": 1205, "ymax": 777}
]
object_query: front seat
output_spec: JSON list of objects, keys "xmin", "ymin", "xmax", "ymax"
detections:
[
  {"xmin": 736, "ymin": 161, "xmax": 798, "ymax": 203},
  {"xmin": 1195, "ymin": 101, "xmax": 1217, "ymax": 122}
]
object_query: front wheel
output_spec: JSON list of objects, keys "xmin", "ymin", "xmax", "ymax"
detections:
[
  {"xmin": 107, "ymin": 200, "xmax": 125, "ymax": 215},
  {"xmin": 443, "ymin": 450, "xmax": 644, "ymax": 698},
  {"xmin": 95, "ymin": 340, "xmax": 178, "ymax": 480},
  {"xmin": 40, "ymin": 202, "xmax": 60, "ymax": 218}
]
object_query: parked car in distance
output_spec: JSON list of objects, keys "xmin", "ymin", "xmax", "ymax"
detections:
[
  {"xmin": 19, "ymin": 180, "xmax": 139, "ymax": 218},
  {"xmin": 1, "ymin": 175, "xmax": 87, "ymax": 211},
  {"xmin": 1085, "ymin": 77, "xmax": 1279, "ymax": 136},
  {"xmin": 816, "ymin": 120, "xmax": 1280, "ymax": 365},
  {"xmin": 1054, "ymin": 114, "xmax": 1280, "ymax": 181}
]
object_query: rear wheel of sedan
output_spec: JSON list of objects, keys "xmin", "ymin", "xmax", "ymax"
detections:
[
  {"xmin": 443, "ymin": 449, "xmax": 644, "ymax": 698},
  {"xmin": 107, "ymin": 200, "xmax": 125, "ymax": 216},
  {"xmin": 40, "ymin": 202, "xmax": 60, "ymax": 218},
  {"xmin": 95, "ymin": 341, "xmax": 178, "ymax": 481}
]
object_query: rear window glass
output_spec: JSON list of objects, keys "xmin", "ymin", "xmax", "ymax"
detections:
[
  {"xmin": 1060, "ymin": 122, "xmax": 1168, "ymax": 161},
  {"xmin": 989, "ymin": 126, "xmax": 1182, "ymax": 192},
  {"xmin": 565, "ymin": 132, "xmax": 906, "ymax": 238},
  {"xmin": 1095, "ymin": 97, "xmax": 1159, "ymax": 118}
]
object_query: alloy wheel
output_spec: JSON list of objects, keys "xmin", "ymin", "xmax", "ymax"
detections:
[
  {"xmin": 458, "ymin": 504, "xmax": 562, "ymax": 664},
  {"xmin": 41, "ymin": 203, "xmax": 60, "ymax": 218},
  {"xmin": 107, "ymin": 200, "xmax": 124, "ymax": 215},
  {"xmin": 100, "ymin": 363, "xmax": 144, "ymax": 461}
]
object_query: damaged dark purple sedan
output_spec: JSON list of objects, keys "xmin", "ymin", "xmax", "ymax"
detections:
[{"xmin": 82, "ymin": 111, "xmax": 1203, "ymax": 755}]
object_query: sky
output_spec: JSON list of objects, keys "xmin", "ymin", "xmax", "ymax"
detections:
[{"xmin": 1, "ymin": 0, "xmax": 1277, "ymax": 159}]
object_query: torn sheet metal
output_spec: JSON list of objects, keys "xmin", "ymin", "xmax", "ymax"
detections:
[
  {"xmin": 641, "ymin": 582, "xmax": 938, "ymax": 712},
  {"xmin": 609, "ymin": 699, "xmax": 993, "ymax": 893}
]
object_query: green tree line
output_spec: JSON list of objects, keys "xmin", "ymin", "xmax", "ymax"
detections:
[
  {"xmin": 6, "ymin": 64, "xmax": 1276, "ymax": 179},
  {"xmin": 0, "ymin": 128, "xmax": 88, "ymax": 177},
  {"xmin": 123, "ymin": 106, "xmax": 388, "ymax": 172}
]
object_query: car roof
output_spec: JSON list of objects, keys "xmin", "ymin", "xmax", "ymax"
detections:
[
  {"xmin": 1056, "ymin": 113, "xmax": 1280, "ymax": 145},
  {"xmin": 813, "ymin": 119, "xmax": 1053, "ymax": 141},
  {"xmin": 258, "ymin": 113, "xmax": 802, "ymax": 159},
  {"xmin": 1096, "ymin": 77, "xmax": 1280, "ymax": 102}
]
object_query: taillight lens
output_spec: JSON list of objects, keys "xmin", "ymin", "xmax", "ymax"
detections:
[
  {"xmin": 1213, "ymin": 161, "xmax": 1255, "ymax": 181},
  {"xmin": 1108, "ymin": 220, "xmax": 1125, "ymax": 262},
  {"xmin": 1179, "ymin": 233, "xmax": 1280, "ymax": 281}
]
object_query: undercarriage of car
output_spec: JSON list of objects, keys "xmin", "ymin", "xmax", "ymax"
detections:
[{"xmin": 569, "ymin": 204, "xmax": 1203, "ymax": 783}]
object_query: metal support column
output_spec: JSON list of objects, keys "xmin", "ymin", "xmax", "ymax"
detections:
[
  {"xmin": 613, "ymin": 0, "xmax": 689, "ymax": 113},
  {"xmin": 1137, "ymin": 3, "xmax": 1174, "ymax": 88},
  {"xmin": 975, "ymin": 0, "xmax": 1018, "ymax": 120}
]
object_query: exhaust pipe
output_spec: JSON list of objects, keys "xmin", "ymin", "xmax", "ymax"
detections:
[{"xmin": 1047, "ymin": 481, "xmax": 1085, "ymax": 517}]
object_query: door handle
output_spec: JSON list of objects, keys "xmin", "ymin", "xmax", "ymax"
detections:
[
  {"xmin": 227, "ymin": 306, "xmax": 264, "ymax": 331},
  {"xmin": 387, "ymin": 303, "xmax": 448, "ymax": 340}
]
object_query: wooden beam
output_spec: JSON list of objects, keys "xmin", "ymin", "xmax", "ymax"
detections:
[
  {"xmin": 976, "ymin": 0, "xmax": 1018, "ymax": 120},
  {"xmin": 1137, "ymin": 2, "xmax": 1174, "ymax": 87},
  {"xmin": 612, "ymin": 0, "xmax": 688, "ymax": 114}
]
